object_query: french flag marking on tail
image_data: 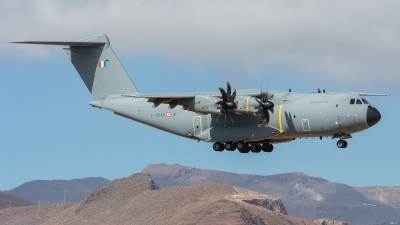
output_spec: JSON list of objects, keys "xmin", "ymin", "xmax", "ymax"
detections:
[{"xmin": 98, "ymin": 60, "xmax": 107, "ymax": 67}]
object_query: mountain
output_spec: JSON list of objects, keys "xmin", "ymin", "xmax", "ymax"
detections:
[
  {"xmin": 1, "ymin": 173, "xmax": 317, "ymax": 225},
  {"xmin": 0, "ymin": 191, "xmax": 34, "ymax": 210},
  {"xmin": 142, "ymin": 163, "xmax": 400, "ymax": 225},
  {"xmin": 4, "ymin": 177, "xmax": 110, "ymax": 204}
]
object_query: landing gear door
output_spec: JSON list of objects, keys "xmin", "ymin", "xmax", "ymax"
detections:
[
  {"xmin": 193, "ymin": 116, "xmax": 206, "ymax": 134},
  {"xmin": 301, "ymin": 119, "xmax": 310, "ymax": 131}
]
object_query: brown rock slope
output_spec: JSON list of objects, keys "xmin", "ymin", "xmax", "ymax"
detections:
[
  {"xmin": 142, "ymin": 163, "xmax": 400, "ymax": 225},
  {"xmin": 0, "ymin": 191, "xmax": 33, "ymax": 210},
  {"xmin": 43, "ymin": 173, "xmax": 315, "ymax": 225},
  {"xmin": 0, "ymin": 202, "xmax": 74, "ymax": 225}
]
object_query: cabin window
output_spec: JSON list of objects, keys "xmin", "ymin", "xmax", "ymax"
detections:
[
  {"xmin": 362, "ymin": 99, "xmax": 369, "ymax": 104},
  {"xmin": 350, "ymin": 99, "xmax": 355, "ymax": 104},
  {"xmin": 356, "ymin": 99, "xmax": 362, "ymax": 104}
]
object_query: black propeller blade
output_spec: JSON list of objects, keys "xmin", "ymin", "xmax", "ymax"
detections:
[
  {"xmin": 256, "ymin": 91, "xmax": 274, "ymax": 127},
  {"xmin": 216, "ymin": 82, "xmax": 237, "ymax": 112},
  {"xmin": 215, "ymin": 82, "xmax": 237, "ymax": 126}
]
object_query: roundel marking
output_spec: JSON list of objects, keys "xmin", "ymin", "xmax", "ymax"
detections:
[{"xmin": 166, "ymin": 112, "xmax": 171, "ymax": 118}]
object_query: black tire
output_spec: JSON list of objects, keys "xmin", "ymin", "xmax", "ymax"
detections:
[
  {"xmin": 225, "ymin": 142, "xmax": 236, "ymax": 151},
  {"xmin": 237, "ymin": 142, "xmax": 249, "ymax": 153},
  {"xmin": 261, "ymin": 144, "xmax": 269, "ymax": 152},
  {"xmin": 250, "ymin": 144, "xmax": 261, "ymax": 153},
  {"xmin": 240, "ymin": 147, "xmax": 250, "ymax": 154},
  {"xmin": 213, "ymin": 142, "xmax": 223, "ymax": 151},
  {"xmin": 266, "ymin": 144, "xmax": 274, "ymax": 153},
  {"xmin": 337, "ymin": 140, "xmax": 347, "ymax": 148}
]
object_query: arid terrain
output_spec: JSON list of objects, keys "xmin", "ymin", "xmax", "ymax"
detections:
[
  {"xmin": 142, "ymin": 163, "xmax": 400, "ymax": 225},
  {"xmin": 1, "ymin": 173, "xmax": 324, "ymax": 225},
  {"xmin": 2, "ymin": 163, "xmax": 399, "ymax": 225}
]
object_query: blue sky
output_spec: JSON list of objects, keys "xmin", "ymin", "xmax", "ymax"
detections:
[{"xmin": 1, "ymin": 1, "xmax": 399, "ymax": 190}]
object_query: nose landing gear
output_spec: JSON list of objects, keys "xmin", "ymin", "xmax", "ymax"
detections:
[{"xmin": 337, "ymin": 140, "xmax": 348, "ymax": 148}]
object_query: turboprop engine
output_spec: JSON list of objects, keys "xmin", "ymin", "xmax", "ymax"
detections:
[
  {"xmin": 233, "ymin": 96, "xmax": 260, "ymax": 115},
  {"xmin": 191, "ymin": 95, "xmax": 223, "ymax": 115}
]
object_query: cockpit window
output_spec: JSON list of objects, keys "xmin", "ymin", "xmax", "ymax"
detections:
[
  {"xmin": 356, "ymin": 99, "xmax": 362, "ymax": 104},
  {"xmin": 350, "ymin": 99, "xmax": 355, "ymax": 104},
  {"xmin": 362, "ymin": 99, "xmax": 369, "ymax": 104}
]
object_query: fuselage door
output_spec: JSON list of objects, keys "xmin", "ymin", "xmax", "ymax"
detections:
[
  {"xmin": 302, "ymin": 119, "xmax": 310, "ymax": 131},
  {"xmin": 193, "ymin": 116, "xmax": 205, "ymax": 134}
]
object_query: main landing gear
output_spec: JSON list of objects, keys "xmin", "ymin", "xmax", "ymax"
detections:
[
  {"xmin": 337, "ymin": 140, "xmax": 348, "ymax": 148},
  {"xmin": 213, "ymin": 142, "xmax": 274, "ymax": 153}
]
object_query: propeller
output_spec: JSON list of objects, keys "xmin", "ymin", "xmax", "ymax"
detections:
[
  {"xmin": 256, "ymin": 90, "xmax": 274, "ymax": 127},
  {"xmin": 215, "ymin": 82, "xmax": 237, "ymax": 125},
  {"xmin": 215, "ymin": 82, "xmax": 237, "ymax": 113}
]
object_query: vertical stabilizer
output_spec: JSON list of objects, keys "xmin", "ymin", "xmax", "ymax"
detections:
[
  {"xmin": 12, "ymin": 34, "xmax": 139, "ymax": 99},
  {"xmin": 63, "ymin": 34, "xmax": 139, "ymax": 99}
]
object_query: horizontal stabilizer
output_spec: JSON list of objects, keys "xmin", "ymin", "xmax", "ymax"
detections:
[{"xmin": 11, "ymin": 41, "xmax": 105, "ymax": 47}]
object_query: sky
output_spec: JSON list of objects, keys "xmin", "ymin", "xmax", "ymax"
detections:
[{"xmin": 1, "ymin": 0, "xmax": 399, "ymax": 190}]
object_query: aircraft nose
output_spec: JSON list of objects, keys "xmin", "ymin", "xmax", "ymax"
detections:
[{"xmin": 367, "ymin": 105, "xmax": 381, "ymax": 127}]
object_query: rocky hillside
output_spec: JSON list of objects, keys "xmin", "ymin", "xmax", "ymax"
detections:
[
  {"xmin": 0, "ymin": 202, "xmax": 74, "ymax": 225},
  {"xmin": 355, "ymin": 186, "xmax": 400, "ymax": 208},
  {"xmin": 0, "ymin": 191, "xmax": 33, "ymax": 210},
  {"xmin": 4, "ymin": 177, "xmax": 110, "ymax": 204},
  {"xmin": 1, "ymin": 173, "xmax": 316, "ymax": 225},
  {"xmin": 142, "ymin": 163, "xmax": 400, "ymax": 225}
]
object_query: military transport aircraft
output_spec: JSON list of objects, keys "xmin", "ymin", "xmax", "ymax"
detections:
[{"xmin": 13, "ymin": 34, "xmax": 389, "ymax": 153}]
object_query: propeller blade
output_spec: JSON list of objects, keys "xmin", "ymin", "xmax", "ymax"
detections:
[
  {"xmin": 263, "ymin": 92, "xmax": 268, "ymax": 102},
  {"xmin": 269, "ymin": 107, "xmax": 274, "ymax": 114},
  {"xmin": 257, "ymin": 107, "xmax": 263, "ymax": 115},
  {"xmin": 226, "ymin": 82, "xmax": 231, "ymax": 100},
  {"xmin": 219, "ymin": 87, "xmax": 228, "ymax": 102},
  {"xmin": 265, "ymin": 112, "xmax": 270, "ymax": 126},
  {"xmin": 216, "ymin": 113, "xmax": 222, "ymax": 122},
  {"xmin": 231, "ymin": 89, "xmax": 236, "ymax": 101}
]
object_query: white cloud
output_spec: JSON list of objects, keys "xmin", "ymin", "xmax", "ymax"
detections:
[{"xmin": 2, "ymin": 0, "xmax": 400, "ymax": 84}]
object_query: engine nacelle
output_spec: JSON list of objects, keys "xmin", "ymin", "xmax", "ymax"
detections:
[
  {"xmin": 191, "ymin": 95, "xmax": 222, "ymax": 115},
  {"xmin": 234, "ymin": 96, "xmax": 260, "ymax": 114}
]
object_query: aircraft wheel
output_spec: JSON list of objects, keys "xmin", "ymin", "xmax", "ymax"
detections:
[
  {"xmin": 225, "ymin": 142, "xmax": 236, "ymax": 151},
  {"xmin": 265, "ymin": 144, "xmax": 274, "ymax": 153},
  {"xmin": 261, "ymin": 144, "xmax": 269, "ymax": 152},
  {"xmin": 337, "ymin": 140, "xmax": 348, "ymax": 148},
  {"xmin": 237, "ymin": 142, "xmax": 249, "ymax": 153},
  {"xmin": 213, "ymin": 142, "xmax": 224, "ymax": 152},
  {"xmin": 250, "ymin": 144, "xmax": 261, "ymax": 153}
]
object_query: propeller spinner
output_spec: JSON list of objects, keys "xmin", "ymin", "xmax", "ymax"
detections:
[{"xmin": 256, "ymin": 91, "xmax": 274, "ymax": 127}]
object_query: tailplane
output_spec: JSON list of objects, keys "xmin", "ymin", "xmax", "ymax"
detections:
[{"xmin": 12, "ymin": 34, "xmax": 139, "ymax": 99}]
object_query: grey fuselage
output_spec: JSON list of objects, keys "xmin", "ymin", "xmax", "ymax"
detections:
[{"xmin": 90, "ymin": 90, "xmax": 380, "ymax": 144}]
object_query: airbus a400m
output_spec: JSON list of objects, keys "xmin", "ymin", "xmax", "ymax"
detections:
[{"xmin": 14, "ymin": 34, "xmax": 389, "ymax": 153}]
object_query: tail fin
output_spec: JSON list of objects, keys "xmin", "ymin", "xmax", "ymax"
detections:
[{"xmin": 13, "ymin": 34, "xmax": 139, "ymax": 99}]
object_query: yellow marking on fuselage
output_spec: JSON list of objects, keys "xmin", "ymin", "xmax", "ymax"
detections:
[
  {"xmin": 246, "ymin": 96, "xmax": 251, "ymax": 114},
  {"xmin": 278, "ymin": 104, "xmax": 283, "ymax": 134}
]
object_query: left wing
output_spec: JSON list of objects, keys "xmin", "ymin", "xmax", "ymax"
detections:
[
  {"xmin": 348, "ymin": 92, "xmax": 391, "ymax": 96},
  {"xmin": 122, "ymin": 89, "xmax": 261, "ymax": 105}
]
